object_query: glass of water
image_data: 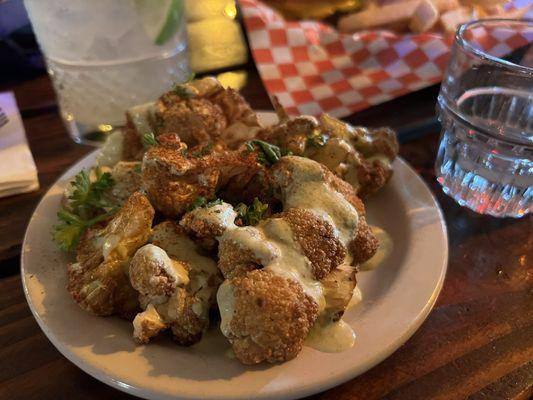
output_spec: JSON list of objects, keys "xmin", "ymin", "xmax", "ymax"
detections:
[
  {"xmin": 24, "ymin": 0, "xmax": 190, "ymax": 144},
  {"xmin": 436, "ymin": 19, "xmax": 532, "ymax": 218}
]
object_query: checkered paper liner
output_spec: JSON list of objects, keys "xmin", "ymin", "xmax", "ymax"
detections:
[{"xmin": 240, "ymin": 0, "xmax": 531, "ymax": 118}]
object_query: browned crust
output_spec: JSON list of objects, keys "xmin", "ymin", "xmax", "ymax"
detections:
[
  {"xmin": 227, "ymin": 269, "xmax": 318, "ymax": 364},
  {"xmin": 278, "ymin": 208, "xmax": 345, "ymax": 280},
  {"xmin": 169, "ymin": 288, "xmax": 208, "ymax": 346},
  {"xmin": 350, "ymin": 216, "xmax": 379, "ymax": 264},
  {"xmin": 68, "ymin": 193, "xmax": 154, "ymax": 318},
  {"xmin": 156, "ymin": 93, "xmax": 227, "ymax": 146}
]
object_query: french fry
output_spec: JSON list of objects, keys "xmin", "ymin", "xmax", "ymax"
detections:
[
  {"xmin": 410, "ymin": 0, "xmax": 440, "ymax": 33},
  {"xmin": 338, "ymin": 0, "xmax": 421, "ymax": 33},
  {"xmin": 429, "ymin": 0, "xmax": 461, "ymax": 12},
  {"xmin": 439, "ymin": 7, "xmax": 471, "ymax": 33}
]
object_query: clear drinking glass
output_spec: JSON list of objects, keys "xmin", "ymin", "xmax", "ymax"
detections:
[
  {"xmin": 24, "ymin": 0, "xmax": 190, "ymax": 144},
  {"xmin": 436, "ymin": 19, "xmax": 532, "ymax": 218}
]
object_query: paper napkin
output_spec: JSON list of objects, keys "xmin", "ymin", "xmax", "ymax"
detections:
[{"xmin": 0, "ymin": 91, "xmax": 39, "ymax": 198}]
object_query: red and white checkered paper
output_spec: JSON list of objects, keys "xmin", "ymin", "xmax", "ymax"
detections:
[{"xmin": 240, "ymin": 0, "xmax": 531, "ymax": 118}]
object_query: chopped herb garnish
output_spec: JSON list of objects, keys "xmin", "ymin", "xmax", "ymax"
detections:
[
  {"xmin": 173, "ymin": 85, "xmax": 196, "ymax": 99},
  {"xmin": 142, "ymin": 132, "xmax": 158, "ymax": 148},
  {"xmin": 235, "ymin": 198, "xmax": 269, "ymax": 226},
  {"xmin": 54, "ymin": 168, "xmax": 117, "ymax": 252},
  {"xmin": 188, "ymin": 196, "xmax": 223, "ymax": 211},
  {"xmin": 245, "ymin": 140, "xmax": 282, "ymax": 165},
  {"xmin": 134, "ymin": 164, "xmax": 142, "ymax": 173},
  {"xmin": 306, "ymin": 130, "xmax": 328, "ymax": 148},
  {"xmin": 191, "ymin": 143, "xmax": 213, "ymax": 158}
]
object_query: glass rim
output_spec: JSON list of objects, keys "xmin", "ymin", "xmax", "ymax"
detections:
[{"xmin": 456, "ymin": 18, "xmax": 533, "ymax": 75}]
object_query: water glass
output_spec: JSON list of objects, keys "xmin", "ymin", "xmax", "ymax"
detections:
[
  {"xmin": 24, "ymin": 0, "xmax": 191, "ymax": 144},
  {"xmin": 436, "ymin": 19, "xmax": 532, "ymax": 218}
]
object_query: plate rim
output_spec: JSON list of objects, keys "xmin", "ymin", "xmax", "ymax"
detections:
[{"xmin": 21, "ymin": 112, "xmax": 448, "ymax": 400}]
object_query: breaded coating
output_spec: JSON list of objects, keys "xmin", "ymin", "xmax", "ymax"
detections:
[
  {"xmin": 270, "ymin": 156, "xmax": 377, "ymax": 266},
  {"xmin": 259, "ymin": 107, "xmax": 398, "ymax": 197},
  {"xmin": 157, "ymin": 95, "xmax": 227, "ymax": 146},
  {"xmin": 258, "ymin": 115, "xmax": 319, "ymax": 156},
  {"xmin": 217, "ymin": 226, "xmax": 271, "ymax": 279},
  {"xmin": 67, "ymin": 192, "xmax": 155, "ymax": 318},
  {"xmin": 142, "ymin": 138, "xmax": 261, "ymax": 217},
  {"xmin": 350, "ymin": 219, "xmax": 379, "ymax": 264},
  {"xmin": 321, "ymin": 264, "xmax": 357, "ymax": 322},
  {"xmin": 155, "ymin": 77, "xmax": 261, "ymax": 148},
  {"xmin": 130, "ymin": 244, "xmax": 190, "ymax": 299},
  {"xmin": 218, "ymin": 270, "xmax": 318, "ymax": 364},
  {"xmin": 277, "ymin": 208, "xmax": 345, "ymax": 280},
  {"xmin": 179, "ymin": 202, "xmax": 237, "ymax": 251},
  {"xmin": 130, "ymin": 221, "xmax": 222, "ymax": 345},
  {"xmin": 142, "ymin": 145, "xmax": 219, "ymax": 217}
]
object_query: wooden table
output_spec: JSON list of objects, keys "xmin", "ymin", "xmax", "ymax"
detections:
[{"xmin": 0, "ymin": 64, "xmax": 532, "ymax": 400}]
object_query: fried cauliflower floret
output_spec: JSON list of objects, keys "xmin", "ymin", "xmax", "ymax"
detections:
[
  {"xmin": 276, "ymin": 208, "xmax": 345, "ymax": 280},
  {"xmin": 217, "ymin": 225, "xmax": 275, "ymax": 279},
  {"xmin": 142, "ymin": 140, "xmax": 260, "ymax": 217},
  {"xmin": 67, "ymin": 192, "xmax": 155, "ymax": 318},
  {"xmin": 319, "ymin": 115, "xmax": 398, "ymax": 198},
  {"xmin": 155, "ymin": 77, "xmax": 261, "ymax": 148},
  {"xmin": 128, "ymin": 221, "xmax": 222, "ymax": 345},
  {"xmin": 270, "ymin": 156, "xmax": 377, "ymax": 264},
  {"xmin": 141, "ymin": 144, "xmax": 218, "ymax": 217},
  {"xmin": 180, "ymin": 202, "xmax": 237, "ymax": 251},
  {"xmin": 217, "ymin": 270, "xmax": 318, "ymax": 364},
  {"xmin": 259, "ymin": 99, "xmax": 397, "ymax": 197}
]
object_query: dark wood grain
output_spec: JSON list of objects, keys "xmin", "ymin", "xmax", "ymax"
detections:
[{"xmin": 0, "ymin": 65, "xmax": 532, "ymax": 400}]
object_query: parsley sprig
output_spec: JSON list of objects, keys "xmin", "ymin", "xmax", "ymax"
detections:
[
  {"xmin": 53, "ymin": 168, "xmax": 117, "ymax": 252},
  {"xmin": 245, "ymin": 140, "xmax": 282, "ymax": 165},
  {"xmin": 142, "ymin": 132, "xmax": 158, "ymax": 148},
  {"xmin": 306, "ymin": 130, "xmax": 328, "ymax": 148},
  {"xmin": 235, "ymin": 198, "xmax": 269, "ymax": 226}
]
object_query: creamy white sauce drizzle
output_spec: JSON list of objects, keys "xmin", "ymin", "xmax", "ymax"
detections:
[
  {"xmin": 279, "ymin": 157, "xmax": 359, "ymax": 246},
  {"xmin": 138, "ymin": 244, "xmax": 190, "ymax": 286},
  {"xmin": 213, "ymin": 157, "xmax": 362, "ymax": 352},
  {"xmin": 347, "ymin": 286, "xmax": 363, "ymax": 310},
  {"xmin": 158, "ymin": 231, "xmax": 218, "ymax": 275},
  {"xmin": 360, "ymin": 226, "xmax": 393, "ymax": 271},
  {"xmin": 262, "ymin": 218, "xmax": 325, "ymax": 311},
  {"xmin": 188, "ymin": 203, "xmax": 238, "ymax": 232},
  {"xmin": 305, "ymin": 319, "xmax": 356, "ymax": 353},
  {"xmin": 217, "ymin": 281, "xmax": 235, "ymax": 337}
]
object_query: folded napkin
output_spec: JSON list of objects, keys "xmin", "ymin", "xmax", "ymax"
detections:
[{"xmin": 0, "ymin": 91, "xmax": 39, "ymax": 198}]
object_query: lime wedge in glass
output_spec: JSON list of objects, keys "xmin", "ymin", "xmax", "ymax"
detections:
[{"xmin": 135, "ymin": 0, "xmax": 183, "ymax": 45}]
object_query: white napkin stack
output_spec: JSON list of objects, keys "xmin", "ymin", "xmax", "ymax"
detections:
[{"xmin": 0, "ymin": 91, "xmax": 39, "ymax": 198}]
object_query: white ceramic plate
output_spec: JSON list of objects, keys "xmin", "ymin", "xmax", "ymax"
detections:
[{"xmin": 22, "ymin": 112, "xmax": 448, "ymax": 400}]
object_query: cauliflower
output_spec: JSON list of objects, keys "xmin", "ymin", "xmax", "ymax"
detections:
[
  {"xmin": 129, "ymin": 221, "xmax": 222, "ymax": 345},
  {"xmin": 156, "ymin": 77, "xmax": 261, "ymax": 148},
  {"xmin": 258, "ymin": 103, "xmax": 398, "ymax": 198},
  {"xmin": 217, "ymin": 270, "xmax": 318, "ymax": 364},
  {"xmin": 67, "ymin": 192, "xmax": 155, "ymax": 318},
  {"xmin": 179, "ymin": 201, "xmax": 238, "ymax": 251},
  {"xmin": 141, "ymin": 138, "xmax": 260, "ymax": 218},
  {"xmin": 270, "ymin": 156, "xmax": 378, "ymax": 264}
]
